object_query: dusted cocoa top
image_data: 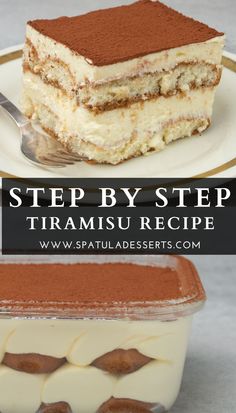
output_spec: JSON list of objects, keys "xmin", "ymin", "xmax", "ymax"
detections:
[
  {"xmin": 0, "ymin": 263, "xmax": 178, "ymax": 304},
  {"xmin": 28, "ymin": 0, "xmax": 224, "ymax": 67},
  {"xmin": 0, "ymin": 258, "xmax": 205, "ymax": 318}
]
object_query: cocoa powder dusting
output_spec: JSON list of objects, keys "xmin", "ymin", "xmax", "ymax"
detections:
[
  {"xmin": 0, "ymin": 260, "xmax": 205, "ymax": 312},
  {"xmin": 28, "ymin": 0, "xmax": 223, "ymax": 67},
  {"xmin": 0, "ymin": 263, "xmax": 178, "ymax": 304}
]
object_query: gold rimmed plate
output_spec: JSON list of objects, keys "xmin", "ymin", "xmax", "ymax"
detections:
[{"xmin": 0, "ymin": 45, "xmax": 236, "ymax": 181}]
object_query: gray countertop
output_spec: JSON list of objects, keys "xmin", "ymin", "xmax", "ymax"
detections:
[
  {"xmin": 0, "ymin": 0, "xmax": 235, "ymax": 53},
  {"xmin": 174, "ymin": 255, "xmax": 236, "ymax": 413},
  {"xmin": 0, "ymin": 1, "xmax": 236, "ymax": 412}
]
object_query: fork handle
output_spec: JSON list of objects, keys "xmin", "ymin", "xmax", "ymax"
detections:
[{"xmin": 0, "ymin": 92, "xmax": 29, "ymax": 128}]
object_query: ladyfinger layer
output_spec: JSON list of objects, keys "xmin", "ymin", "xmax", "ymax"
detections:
[{"xmin": 22, "ymin": 71, "xmax": 215, "ymax": 164}]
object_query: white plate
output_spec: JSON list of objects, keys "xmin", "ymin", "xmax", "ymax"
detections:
[{"xmin": 0, "ymin": 45, "xmax": 236, "ymax": 179}]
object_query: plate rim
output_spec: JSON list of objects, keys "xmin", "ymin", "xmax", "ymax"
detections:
[{"xmin": 0, "ymin": 45, "xmax": 236, "ymax": 180}]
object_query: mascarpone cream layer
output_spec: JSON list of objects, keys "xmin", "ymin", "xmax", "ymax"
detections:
[
  {"xmin": 22, "ymin": 71, "xmax": 215, "ymax": 150},
  {"xmin": 43, "ymin": 365, "xmax": 116, "ymax": 412},
  {"xmin": 2, "ymin": 317, "xmax": 191, "ymax": 363},
  {"xmin": 0, "ymin": 317, "xmax": 191, "ymax": 411},
  {"xmin": 0, "ymin": 366, "xmax": 45, "ymax": 413},
  {"xmin": 26, "ymin": 25, "xmax": 224, "ymax": 85},
  {"xmin": 114, "ymin": 360, "xmax": 184, "ymax": 409}
]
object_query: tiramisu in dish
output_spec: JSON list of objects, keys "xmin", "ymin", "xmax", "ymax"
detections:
[
  {"xmin": 21, "ymin": 0, "xmax": 224, "ymax": 165},
  {"xmin": 0, "ymin": 256, "xmax": 206, "ymax": 413}
]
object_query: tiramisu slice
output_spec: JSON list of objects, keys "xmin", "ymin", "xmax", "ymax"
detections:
[{"xmin": 22, "ymin": 0, "xmax": 224, "ymax": 165}]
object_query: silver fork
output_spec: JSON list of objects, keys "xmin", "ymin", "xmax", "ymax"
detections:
[{"xmin": 0, "ymin": 92, "xmax": 84, "ymax": 167}]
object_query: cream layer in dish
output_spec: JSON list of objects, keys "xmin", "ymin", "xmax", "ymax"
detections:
[
  {"xmin": 22, "ymin": 0, "xmax": 224, "ymax": 164},
  {"xmin": 0, "ymin": 317, "xmax": 191, "ymax": 413}
]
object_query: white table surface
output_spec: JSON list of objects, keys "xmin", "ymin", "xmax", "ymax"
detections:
[{"xmin": 0, "ymin": 1, "xmax": 236, "ymax": 412}]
